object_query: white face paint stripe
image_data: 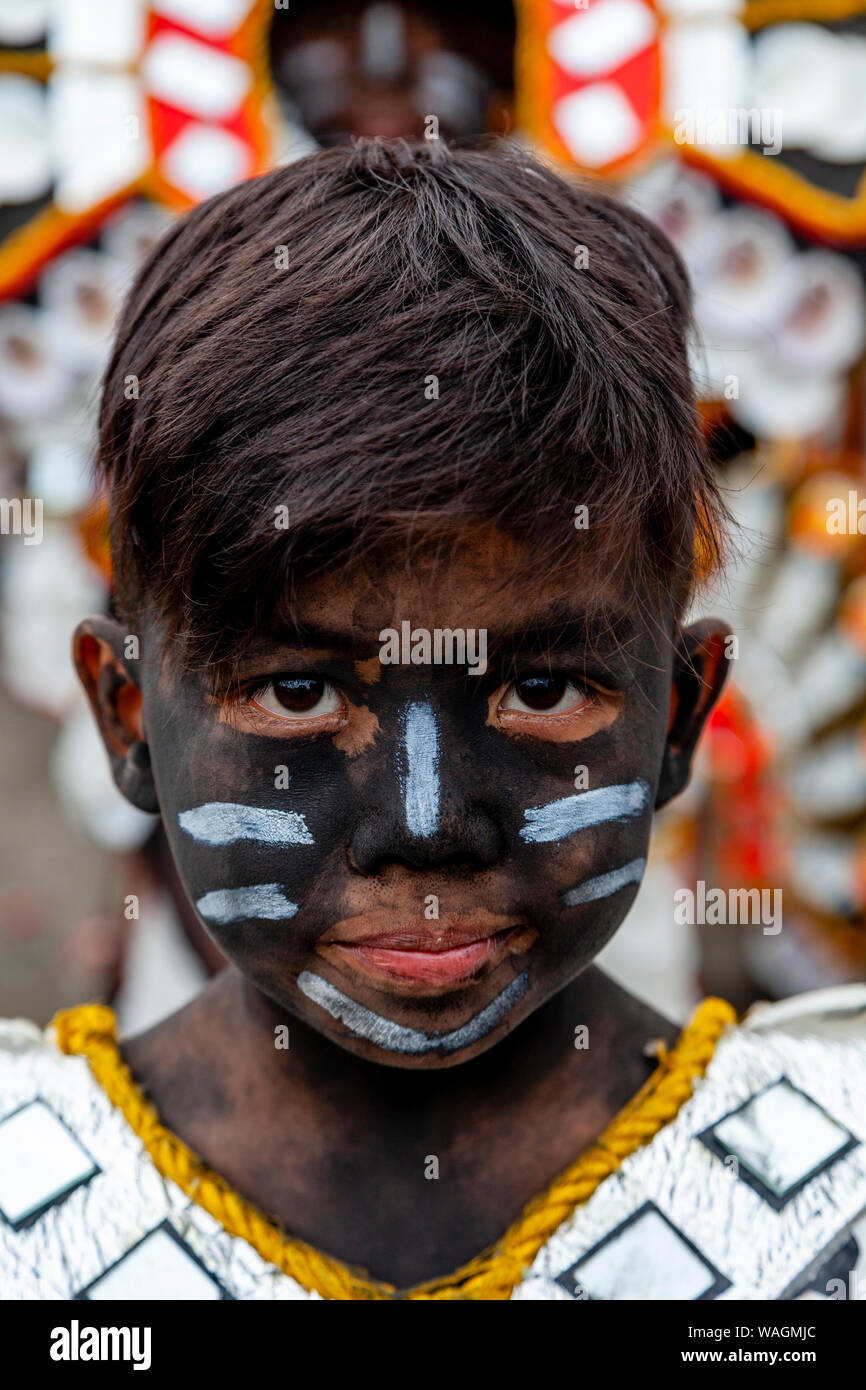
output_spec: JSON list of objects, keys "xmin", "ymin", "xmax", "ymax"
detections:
[
  {"xmin": 399, "ymin": 701, "xmax": 440, "ymax": 838},
  {"xmin": 561, "ymin": 858, "xmax": 646, "ymax": 908},
  {"xmin": 297, "ymin": 969, "xmax": 528, "ymax": 1055},
  {"xmin": 196, "ymin": 884, "xmax": 299, "ymax": 925},
  {"xmin": 520, "ymin": 779, "xmax": 650, "ymax": 844},
  {"xmin": 178, "ymin": 802, "xmax": 314, "ymax": 846}
]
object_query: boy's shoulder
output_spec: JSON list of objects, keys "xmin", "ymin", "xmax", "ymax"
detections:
[
  {"xmin": 0, "ymin": 1013, "xmax": 318, "ymax": 1301},
  {"xmin": 739, "ymin": 983, "xmax": 866, "ymax": 1041},
  {"xmin": 519, "ymin": 984, "xmax": 866, "ymax": 1301},
  {"xmin": 0, "ymin": 989, "xmax": 864, "ymax": 1301}
]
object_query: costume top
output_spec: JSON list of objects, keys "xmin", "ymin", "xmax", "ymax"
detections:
[{"xmin": 0, "ymin": 986, "xmax": 864, "ymax": 1301}]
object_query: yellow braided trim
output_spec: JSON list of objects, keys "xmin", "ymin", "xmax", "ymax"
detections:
[{"xmin": 52, "ymin": 996, "xmax": 735, "ymax": 1301}]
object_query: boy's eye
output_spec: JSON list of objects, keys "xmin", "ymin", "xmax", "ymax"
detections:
[
  {"xmin": 250, "ymin": 677, "xmax": 344, "ymax": 721},
  {"xmin": 501, "ymin": 675, "xmax": 591, "ymax": 716}
]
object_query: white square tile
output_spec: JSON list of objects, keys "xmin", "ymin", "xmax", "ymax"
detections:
[
  {"xmin": 713, "ymin": 1081, "xmax": 852, "ymax": 1197},
  {"xmin": 49, "ymin": 0, "xmax": 146, "ymax": 66},
  {"xmin": 160, "ymin": 123, "xmax": 251, "ymax": 200},
  {"xmin": 0, "ymin": 1100, "xmax": 98, "ymax": 1226},
  {"xmin": 153, "ymin": 0, "xmax": 255, "ymax": 40},
  {"xmin": 548, "ymin": 2, "xmax": 656, "ymax": 80},
  {"xmin": 85, "ymin": 1226, "xmax": 223, "ymax": 1300},
  {"xmin": 142, "ymin": 34, "xmax": 251, "ymax": 121},
  {"xmin": 553, "ymin": 83, "xmax": 642, "ymax": 167},
  {"xmin": 565, "ymin": 1208, "xmax": 718, "ymax": 1300}
]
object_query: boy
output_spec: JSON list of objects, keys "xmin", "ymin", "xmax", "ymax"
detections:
[{"xmin": 1, "ymin": 139, "xmax": 864, "ymax": 1301}]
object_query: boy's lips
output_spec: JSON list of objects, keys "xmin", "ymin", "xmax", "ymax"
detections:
[{"xmin": 317, "ymin": 911, "xmax": 537, "ymax": 993}]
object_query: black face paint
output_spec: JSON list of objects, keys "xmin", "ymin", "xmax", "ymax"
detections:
[{"xmin": 138, "ymin": 589, "xmax": 675, "ymax": 1070}]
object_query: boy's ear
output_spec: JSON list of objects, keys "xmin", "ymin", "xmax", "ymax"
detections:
[
  {"xmin": 655, "ymin": 618, "xmax": 732, "ymax": 810},
  {"xmin": 73, "ymin": 615, "xmax": 159, "ymax": 814}
]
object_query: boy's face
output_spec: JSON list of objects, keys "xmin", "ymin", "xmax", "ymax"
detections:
[
  {"xmin": 272, "ymin": 0, "xmax": 499, "ymax": 143},
  {"xmin": 76, "ymin": 531, "xmax": 729, "ymax": 1068}
]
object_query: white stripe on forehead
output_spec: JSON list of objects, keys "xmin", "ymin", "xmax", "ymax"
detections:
[
  {"xmin": 561, "ymin": 858, "xmax": 646, "ymax": 908},
  {"xmin": 196, "ymin": 885, "xmax": 298, "ymax": 925},
  {"xmin": 520, "ymin": 780, "xmax": 650, "ymax": 844},
  {"xmin": 399, "ymin": 701, "xmax": 440, "ymax": 838},
  {"xmin": 178, "ymin": 803, "xmax": 314, "ymax": 846},
  {"xmin": 297, "ymin": 969, "xmax": 528, "ymax": 1055}
]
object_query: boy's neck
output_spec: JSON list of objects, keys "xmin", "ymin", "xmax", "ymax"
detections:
[{"xmin": 122, "ymin": 967, "xmax": 679, "ymax": 1288}]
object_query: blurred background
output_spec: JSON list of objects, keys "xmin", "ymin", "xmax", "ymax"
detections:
[{"xmin": 0, "ymin": 0, "xmax": 865, "ymax": 1032}]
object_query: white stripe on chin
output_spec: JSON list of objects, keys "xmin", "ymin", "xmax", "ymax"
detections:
[{"xmin": 297, "ymin": 969, "xmax": 529, "ymax": 1055}]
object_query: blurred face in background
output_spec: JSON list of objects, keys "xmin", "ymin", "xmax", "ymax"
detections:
[{"xmin": 269, "ymin": 0, "xmax": 514, "ymax": 142}]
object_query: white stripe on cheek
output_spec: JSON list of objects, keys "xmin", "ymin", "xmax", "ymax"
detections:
[
  {"xmin": 178, "ymin": 802, "xmax": 314, "ymax": 846},
  {"xmin": 561, "ymin": 858, "xmax": 646, "ymax": 907},
  {"xmin": 297, "ymin": 969, "xmax": 528, "ymax": 1054},
  {"xmin": 196, "ymin": 884, "xmax": 299, "ymax": 924},
  {"xmin": 399, "ymin": 701, "xmax": 440, "ymax": 838},
  {"xmin": 520, "ymin": 780, "xmax": 650, "ymax": 844}
]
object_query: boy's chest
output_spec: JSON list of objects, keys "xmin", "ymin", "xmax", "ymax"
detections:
[
  {"xmin": 3, "ymin": 1004, "xmax": 866, "ymax": 1300},
  {"xmin": 175, "ymin": 1081, "xmax": 630, "ymax": 1291}
]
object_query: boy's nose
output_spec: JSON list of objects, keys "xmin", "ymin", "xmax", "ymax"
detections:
[
  {"xmin": 348, "ymin": 802, "xmax": 503, "ymax": 874},
  {"xmin": 348, "ymin": 698, "xmax": 504, "ymax": 874}
]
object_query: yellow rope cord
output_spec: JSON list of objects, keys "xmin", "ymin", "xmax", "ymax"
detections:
[{"xmin": 53, "ymin": 996, "xmax": 735, "ymax": 1301}]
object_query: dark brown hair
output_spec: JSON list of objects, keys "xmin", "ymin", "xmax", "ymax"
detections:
[{"xmin": 97, "ymin": 137, "xmax": 725, "ymax": 687}]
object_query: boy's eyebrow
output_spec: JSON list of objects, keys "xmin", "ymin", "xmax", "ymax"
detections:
[
  {"xmin": 239, "ymin": 623, "xmax": 382, "ymax": 662},
  {"xmin": 243, "ymin": 608, "xmax": 639, "ymax": 663},
  {"xmin": 489, "ymin": 609, "xmax": 639, "ymax": 660},
  {"xmin": 279, "ymin": 622, "xmax": 375, "ymax": 652}
]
